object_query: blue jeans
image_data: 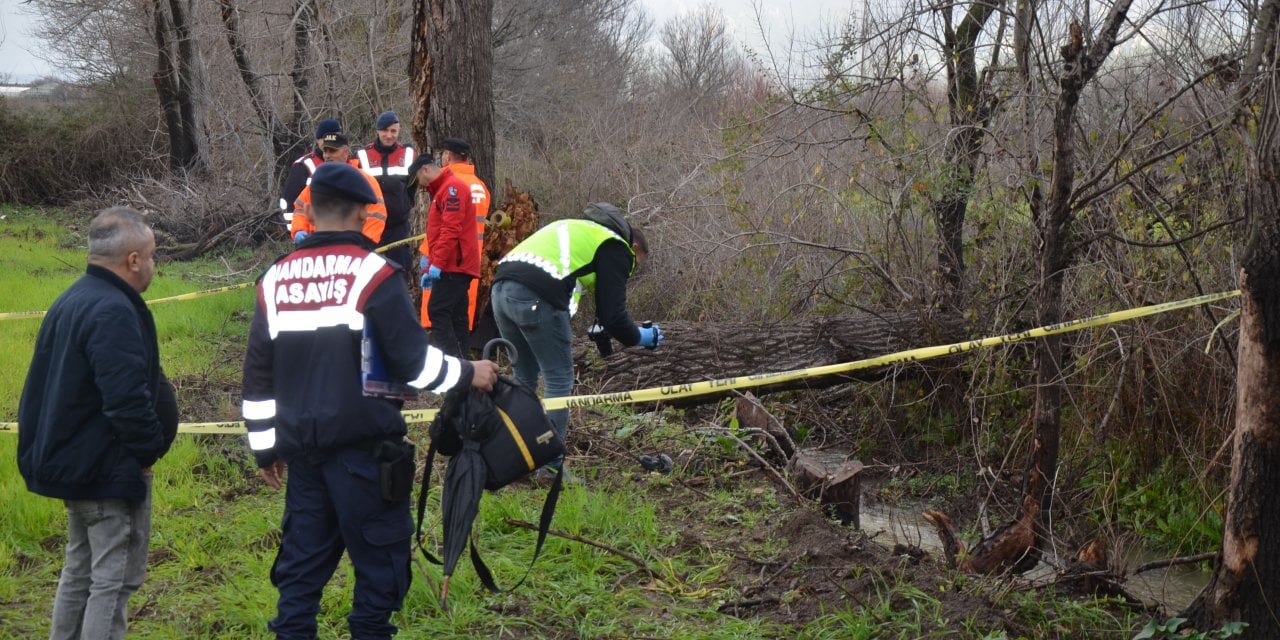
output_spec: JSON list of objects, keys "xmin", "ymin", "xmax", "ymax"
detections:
[
  {"xmin": 50, "ymin": 474, "xmax": 152, "ymax": 640},
  {"xmin": 269, "ymin": 448, "xmax": 412, "ymax": 640},
  {"xmin": 490, "ymin": 279, "xmax": 572, "ymax": 462}
]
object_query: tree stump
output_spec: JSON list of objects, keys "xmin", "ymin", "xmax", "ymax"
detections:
[
  {"xmin": 788, "ymin": 451, "xmax": 864, "ymax": 528},
  {"xmin": 734, "ymin": 392, "xmax": 796, "ymax": 460}
]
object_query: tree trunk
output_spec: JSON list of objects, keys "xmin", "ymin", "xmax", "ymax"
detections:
[
  {"xmin": 1185, "ymin": 275, "xmax": 1280, "ymax": 637},
  {"xmin": 934, "ymin": 0, "xmax": 1000, "ymax": 309},
  {"xmin": 1028, "ymin": 3, "xmax": 1132, "ymax": 549},
  {"xmin": 290, "ymin": 0, "xmax": 319, "ymax": 130},
  {"xmin": 410, "ymin": 0, "xmax": 496, "ymax": 188},
  {"xmin": 1186, "ymin": 2, "xmax": 1280, "ymax": 633},
  {"xmin": 573, "ymin": 312, "xmax": 962, "ymax": 403},
  {"xmin": 151, "ymin": 0, "xmax": 186, "ymax": 171},
  {"xmin": 150, "ymin": 0, "xmax": 206, "ymax": 174},
  {"xmin": 168, "ymin": 0, "xmax": 206, "ymax": 174}
]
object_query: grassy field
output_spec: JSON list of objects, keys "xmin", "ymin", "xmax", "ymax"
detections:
[{"xmin": 0, "ymin": 205, "xmax": 1169, "ymax": 638}]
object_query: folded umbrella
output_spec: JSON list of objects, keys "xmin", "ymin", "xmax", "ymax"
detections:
[{"xmin": 438, "ymin": 438, "xmax": 488, "ymax": 606}]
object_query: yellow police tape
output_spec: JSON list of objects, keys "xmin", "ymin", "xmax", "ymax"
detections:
[
  {"xmin": 4, "ymin": 289, "xmax": 1234, "ymax": 435},
  {"xmin": 0, "ymin": 234, "xmax": 430, "ymax": 322}
]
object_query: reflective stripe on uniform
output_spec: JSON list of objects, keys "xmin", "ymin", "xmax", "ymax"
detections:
[
  {"xmin": 357, "ymin": 149, "xmax": 384, "ymax": 177},
  {"xmin": 242, "ymin": 399, "xmax": 277, "ymax": 420},
  {"xmin": 248, "ymin": 427, "xmax": 276, "ymax": 450},
  {"xmin": 261, "ymin": 252, "xmax": 387, "ymax": 339},
  {"xmin": 558, "ymin": 222, "xmax": 572, "ymax": 277}
]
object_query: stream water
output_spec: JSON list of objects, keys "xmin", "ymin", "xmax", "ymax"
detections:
[{"xmin": 857, "ymin": 489, "xmax": 1211, "ymax": 611}]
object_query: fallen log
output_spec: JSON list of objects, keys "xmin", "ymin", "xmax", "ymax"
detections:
[{"xmin": 572, "ymin": 311, "xmax": 963, "ymax": 405}]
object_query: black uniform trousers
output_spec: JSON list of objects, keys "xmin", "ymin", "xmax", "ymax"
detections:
[
  {"xmin": 269, "ymin": 447, "xmax": 412, "ymax": 640},
  {"xmin": 427, "ymin": 272, "xmax": 473, "ymax": 357}
]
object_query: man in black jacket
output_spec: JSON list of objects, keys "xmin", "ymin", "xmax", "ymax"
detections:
[
  {"xmin": 18, "ymin": 206, "xmax": 178, "ymax": 640},
  {"xmin": 242, "ymin": 162, "xmax": 498, "ymax": 639},
  {"xmin": 357, "ymin": 110, "xmax": 415, "ymax": 268}
]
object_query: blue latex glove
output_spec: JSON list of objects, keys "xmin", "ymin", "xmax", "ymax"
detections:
[
  {"xmin": 419, "ymin": 263, "xmax": 442, "ymax": 289},
  {"xmin": 293, "ymin": 230, "xmax": 309, "ymax": 246},
  {"xmin": 419, "ymin": 256, "xmax": 429, "ymax": 271},
  {"xmin": 636, "ymin": 323, "xmax": 663, "ymax": 350}
]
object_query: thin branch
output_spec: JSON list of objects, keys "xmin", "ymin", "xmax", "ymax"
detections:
[
  {"xmin": 1132, "ymin": 552, "xmax": 1216, "ymax": 575},
  {"xmin": 503, "ymin": 519, "xmax": 660, "ymax": 577}
]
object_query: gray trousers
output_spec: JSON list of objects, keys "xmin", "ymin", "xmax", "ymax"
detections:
[
  {"xmin": 50, "ymin": 474, "xmax": 152, "ymax": 640},
  {"xmin": 490, "ymin": 279, "xmax": 573, "ymax": 464}
]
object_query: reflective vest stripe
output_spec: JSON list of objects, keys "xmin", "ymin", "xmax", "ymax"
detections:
[
  {"xmin": 358, "ymin": 146, "xmax": 415, "ymax": 176},
  {"xmin": 247, "ymin": 428, "xmax": 276, "ymax": 451},
  {"xmin": 357, "ymin": 149, "xmax": 381, "ymax": 177},
  {"xmin": 242, "ymin": 399, "xmax": 276, "ymax": 420},
  {"xmin": 557, "ymin": 222, "xmax": 572, "ymax": 279}
]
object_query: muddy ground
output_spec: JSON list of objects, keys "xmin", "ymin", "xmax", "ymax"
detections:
[{"xmin": 169, "ymin": 363, "xmax": 1169, "ymax": 638}]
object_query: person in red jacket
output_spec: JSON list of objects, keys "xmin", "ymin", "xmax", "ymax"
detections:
[
  {"xmin": 278, "ymin": 118, "xmax": 341, "ymax": 224},
  {"xmin": 419, "ymin": 138, "xmax": 488, "ymax": 331},
  {"xmin": 411, "ymin": 151, "xmax": 479, "ymax": 357}
]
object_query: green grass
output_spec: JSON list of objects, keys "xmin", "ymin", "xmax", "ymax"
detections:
[
  {"xmin": 0, "ymin": 204, "xmax": 256, "ymax": 421},
  {"xmin": 0, "ymin": 205, "xmax": 1159, "ymax": 638}
]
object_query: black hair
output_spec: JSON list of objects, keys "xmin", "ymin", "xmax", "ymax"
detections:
[{"xmin": 310, "ymin": 191, "xmax": 362, "ymax": 221}]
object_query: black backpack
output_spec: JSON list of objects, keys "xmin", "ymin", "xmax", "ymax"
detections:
[
  {"xmin": 424, "ymin": 375, "xmax": 564, "ymax": 490},
  {"xmin": 414, "ymin": 339, "xmax": 565, "ymax": 605}
]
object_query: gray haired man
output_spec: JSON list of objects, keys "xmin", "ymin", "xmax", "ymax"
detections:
[{"xmin": 18, "ymin": 206, "xmax": 178, "ymax": 639}]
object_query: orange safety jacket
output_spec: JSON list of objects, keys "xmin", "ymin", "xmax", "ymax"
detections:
[
  {"xmin": 290, "ymin": 159, "xmax": 388, "ymax": 244},
  {"xmin": 420, "ymin": 162, "xmax": 489, "ymax": 329}
]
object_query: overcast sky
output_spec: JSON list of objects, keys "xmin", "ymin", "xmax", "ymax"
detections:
[
  {"xmin": 0, "ymin": 0, "xmax": 861, "ymax": 83},
  {"xmin": 0, "ymin": 1, "xmax": 49, "ymax": 82}
]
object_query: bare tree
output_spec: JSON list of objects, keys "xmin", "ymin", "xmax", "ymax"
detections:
[
  {"xmin": 149, "ymin": 0, "xmax": 207, "ymax": 173},
  {"xmin": 411, "ymin": 0, "xmax": 496, "ymax": 189},
  {"xmin": 1185, "ymin": 1, "xmax": 1280, "ymax": 635},
  {"xmin": 933, "ymin": 0, "xmax": 1003, "ymax": 309},
  {"xmin": 217, "ymin": 0, "xmax": 315, "ymax": 178},
  {"xmin": 1025, "ymin": 1, "xmax": 1134, "ymax": 552},
  {"xmin": 656, "ymin": 4, "xmax": 742, "ymax": 108}
]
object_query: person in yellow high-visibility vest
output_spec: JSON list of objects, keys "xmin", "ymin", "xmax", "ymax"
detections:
[{"xmin": 490, "ymin": 203, "xmax": 661, "ymax": 481}]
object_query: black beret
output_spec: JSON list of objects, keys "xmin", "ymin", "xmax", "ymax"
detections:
[
  {"xmin": 440, "ymin": 137, "xmax": 471, "ymax": 157},
  {"xmin": 315, "ymin": 118, "xmax": 341, "ymax": 139},
  {"xmin": 310, "ymin": 162, "xmax": 378, "ymax": 204},
  {"xmin": 375, "ymin": 111, "xmax": 399, "ymax": 129}
]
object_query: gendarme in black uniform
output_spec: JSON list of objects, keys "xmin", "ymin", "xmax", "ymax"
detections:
[{"xmin": 241, "ymin": 162, "xmax": 473, "ymax": 640}]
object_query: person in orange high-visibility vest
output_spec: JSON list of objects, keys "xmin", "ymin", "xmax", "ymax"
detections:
[
  {"xmin": 418, "ymin": 137, "xmax": 488, "ymax": 332},
  {"xmin": 278, "ymin": 118, "xmax": 340, "ymax": 225},
  {"xmin": 291, "ymin": 133, "xmax": 387, "ymax": 245}
]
